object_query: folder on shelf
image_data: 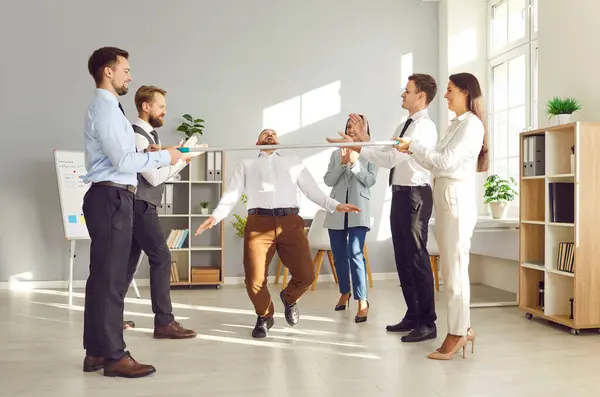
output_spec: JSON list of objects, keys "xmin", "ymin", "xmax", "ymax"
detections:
[
  {"xmin": 165, "ymin": 184, "xmax": 174, "ymax": 214},
  {"xmin": 532, "ymin": 135, "xmax": 545, "ymax": 176},
  {"xmin": 214, "ymin": 152, "xmax": 222, "ymax": 181},
  {"xmin": 206, "ymin": 152, "xmax": 215, "ymax": 181},
  {"xmin": 523, "ymin": 136, "xmax": 529, "ymax": 176}
]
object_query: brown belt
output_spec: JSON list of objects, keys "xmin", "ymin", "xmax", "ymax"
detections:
[{"xmin": 92, "ymin": 181, "xmax": 136, "ymax": 194}]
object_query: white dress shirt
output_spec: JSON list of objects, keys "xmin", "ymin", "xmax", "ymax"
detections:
[
  {"xmin": 359, "ymin": 109, "xmax": 437, "ymax": 186},
  {"xmin": 133, "ymin": 118, "xmax": 187, "ymax": 187},
  {"xmin": 211, "ymin": 151, "xmax": 340, "ymax": 223},
  {"xmin": 410, "ymin": 111, "xmax": 484, "ymax": 180}
]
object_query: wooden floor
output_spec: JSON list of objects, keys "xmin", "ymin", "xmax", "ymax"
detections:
[{"xmin": 0, "ymin": 280, "xmax": 598, "ymax": 397}]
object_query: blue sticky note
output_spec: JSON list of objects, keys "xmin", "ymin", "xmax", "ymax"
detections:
[{"xmin": 68, "ymin": 215, "xmax": 77, "ymax": 224}]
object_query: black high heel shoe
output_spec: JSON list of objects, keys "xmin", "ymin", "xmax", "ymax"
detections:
[
  {"xmin": 334, "ymin": 292, "xmax": 351, "ymax": 311},
  {"xmin": 354, "ymin": 300, "xmax": 369, "ymax": 323}
]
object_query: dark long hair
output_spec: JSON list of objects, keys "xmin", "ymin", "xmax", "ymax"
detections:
[{"xmin": 449, "ymin": 73, "xmax": 489, "ymax": 172}]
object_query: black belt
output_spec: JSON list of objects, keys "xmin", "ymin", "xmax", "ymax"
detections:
[
  {"xmin": 248, "ymin": 207, "xmax": 299, "ymax": 216},
  {"xmin": 392, "ymin": 184, "xmax": 429, "ymax": 192},
  {"xmin": 92, "ymin": 181, "xmax": 136, "ymax": 194}
]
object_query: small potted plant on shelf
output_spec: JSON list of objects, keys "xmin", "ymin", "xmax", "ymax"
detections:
[
  {"xmin": 483, "ymin": 174, "xmax": 518, "ymax": 219},
  {"xmin": 199, "ymin": 201, "xmax": 209, "ymax": 215},
  {"xmin": 545, "ymin": 97, "xmax": 582, "ymax": 125},
  {"xmin": 176, "ymin": 113, "xmax": 205, "ymax": 139},
  {"xmin": 231, "ymin": 194, "xmax": 248, "ymax": 238}
]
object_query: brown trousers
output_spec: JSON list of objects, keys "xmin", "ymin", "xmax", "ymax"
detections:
[{"xmin": 243, "ymin": 214, "xmax": 315, "ymax": 318}]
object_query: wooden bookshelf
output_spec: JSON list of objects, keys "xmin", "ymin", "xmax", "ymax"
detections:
[
  {"xmin": 157, "ymin": 151, "xmax": 225, "ymax": 289},
  {"xmin": 519, "ymin": 122, "xmax": 600, "ymax": 334}
]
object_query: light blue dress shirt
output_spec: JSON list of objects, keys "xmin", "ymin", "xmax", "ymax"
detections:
[{"xmin": 83, "ymin": 88, "xmax": 171, "ymax": 186}]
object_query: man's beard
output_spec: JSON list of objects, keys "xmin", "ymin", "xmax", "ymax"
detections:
[
  {"xmin": 114, "ymin": 82, "xmax": 128, "ymax": 96},
  {"xmin": 149, "ymin": 114, "xmax": 164, "ymax": 129}
]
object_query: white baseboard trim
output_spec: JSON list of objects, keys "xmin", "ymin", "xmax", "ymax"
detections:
[{"xmin": 0, "ymin": 273, "xmax": 402, "ymax": 290}]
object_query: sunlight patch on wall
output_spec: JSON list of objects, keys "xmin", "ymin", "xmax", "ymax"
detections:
[
  {"xmin": 400, "ymin": 52, "xmax": 414, "ymax": 86},
  {"xmin": 262, "ymin": 81, "xmax": 341, "ymax": 137},
  {"xmin": 448, "ymin": 28, "xmax": 477, "ymax": 70},
  {"xmin": 376, "ymin": 186, "xmax": 393, "ymax": 242}
]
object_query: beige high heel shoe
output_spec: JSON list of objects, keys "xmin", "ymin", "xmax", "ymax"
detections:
[
  {"xmin": 466, "ymin": 328, "xmax": 476, "ymax": 353},
  {"xmin": 427, "ymin": 337, "xmax": 468, "ymax": 360}
]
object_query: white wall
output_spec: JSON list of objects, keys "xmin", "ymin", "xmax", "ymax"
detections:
[
  {"xmin": 0, "ymin": 0, "xmax": 439, "ymax": 282},
  {"xmin": 538, "ymin": 0, "xmax": 600, "ymax": 126}
]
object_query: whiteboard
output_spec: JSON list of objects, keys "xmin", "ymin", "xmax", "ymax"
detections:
[{"xmin": 53, "ymin": 150, "xmax": 90, "ymax": 240}]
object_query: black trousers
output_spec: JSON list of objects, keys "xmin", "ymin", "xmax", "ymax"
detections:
[
  {"xmin": 390, "ymin": 185, "xmax": 436, "ymax": 327},
  {"xmin": 82, "ymin": 185, "xmax": 134, "ymax": 361},
  {"xmin": 125, "ymin": 199, "xmax": 174, "ymax": 327}
]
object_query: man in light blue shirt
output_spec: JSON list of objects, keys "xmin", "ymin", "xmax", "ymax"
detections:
[{"xmin": 81, "ymin": 46, "xmax": 181, "ymax": 379}]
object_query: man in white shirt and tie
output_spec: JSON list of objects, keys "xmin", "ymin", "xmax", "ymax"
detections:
[
  {"xmin": 195, "ymin": 129, "xmax": 361, "ymax": 338},
  {"xmin": 330, "ymin": 74, "xmax": 439, "ymax": 343}
]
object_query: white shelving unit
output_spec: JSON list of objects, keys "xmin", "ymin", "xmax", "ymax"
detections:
[
  {"xmin": 156, "ymin": 151, "xmax": 225, "ymax": 288},
  {"xmin": 519, "ymin": 122, "xmax": 600, "ymax": 335}
]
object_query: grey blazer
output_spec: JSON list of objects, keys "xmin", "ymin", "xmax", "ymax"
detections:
[{"xmin": 322, "ymin": 149, "xmax": 378, "ymax": 230}]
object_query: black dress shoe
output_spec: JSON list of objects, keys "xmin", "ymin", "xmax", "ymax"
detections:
[
  {"xmin": 123, "ymin": 320, "xmax": 136, "ymax": 329},
  {"xmin": 401, "ymin": 324, "xmax": 437, "ymax": 343},
  {"xmin": 251, "ymin": 316, "xmax": 275, "ymax": 338},
  {"xmin": 280, "ymin": 290, "xmax": 299, "ymax": 326},
  {"xmin": 386, "ymin": 319, "xmax": 418, "ymax": 332}
]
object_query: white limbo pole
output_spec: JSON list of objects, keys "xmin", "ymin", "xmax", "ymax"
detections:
[{"xmin": 178, "ymin": 140, "xmax": 399, "ymax": 153}]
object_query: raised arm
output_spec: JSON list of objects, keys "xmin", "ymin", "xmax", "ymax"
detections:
[
  {"xmin": 97, "ymin": 113, "xmax": 172, "ymax": 172},
  {"xmin": 135, "ymin": 133, "xmax": 187, "ymax": 187},
  {"xmin": 410, "ymin": 118, "xmax": 482, "ymax": 170}
]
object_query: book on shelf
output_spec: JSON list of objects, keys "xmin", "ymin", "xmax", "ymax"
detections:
[
  {"xmin": 557, "ymin": 241, "xmax": 575, "ymax": 273},
  {"xmin": 170, "ymin": 261, "xmax": 180, "ymax": 283},
  {"xmin": 166, "ymin": 229, "xmax": 188, "ymax": 249},
  {"xmin": 548, "ymin": 182, "xmax": 574, "ymax": 223}
]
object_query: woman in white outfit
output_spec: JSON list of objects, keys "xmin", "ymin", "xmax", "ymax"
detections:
[{"xmin": 394, "ymin": 72, "xmax": 489, "ymax": 360}]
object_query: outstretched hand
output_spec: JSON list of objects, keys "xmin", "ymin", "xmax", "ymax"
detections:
[
  {"xmin": 393, "ymin": 137, "xmax": 412, "ymax": 152},
  {"xmin": 348, "ymin": 113, "xmax": 370, "ymax": 142},
  {"xmin": 326, "ymin": 131, "xmax": 353, "ymax": 144},
  {"xmin": 195, "ymin": 216, "xmax": 217, "ymax": 235},
  {"xmin": 335, "ymin": 203, "xmax": 361, "ymax": 213}
]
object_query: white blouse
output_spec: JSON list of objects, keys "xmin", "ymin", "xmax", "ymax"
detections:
[{"xmin": 409, "ymin": 111, "xmax": 484, "ymax": 181}]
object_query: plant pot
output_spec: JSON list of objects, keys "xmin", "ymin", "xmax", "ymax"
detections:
[
  {"xmin": 555, "ymin": 114, "xmax": 572, "ymax": 125},
  {"xmin": 570, "ymin": 154, "xmax": 575, "ymax": 174},
  {"xmin": 489, "ymin": 202, "xmax": 509, "ymax": 220},
  {"xmin": 200, "ymin": 208, "xmax": 209, "ymax": 215}
]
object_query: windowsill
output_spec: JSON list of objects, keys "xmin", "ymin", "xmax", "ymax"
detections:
[{"xmin": 429, "ymin": 215, "xmax": 519, "ymax": 229}]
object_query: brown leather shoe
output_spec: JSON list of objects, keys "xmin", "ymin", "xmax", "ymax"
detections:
[
  {"xmin": 83, "ymin": 355, "xmax": 104, "ymax": 372},
  {"xmin": 153, "ymin": 321, "xmax": 197, "ymax": 339},
  {"xmin": 103, "ymin": 352, "xmax": 156, "ymax": 378}
]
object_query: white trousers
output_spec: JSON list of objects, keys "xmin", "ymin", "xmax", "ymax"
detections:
[{"xmin": 433, "ymin": 177, "xmax": 477, "ymax": 336}]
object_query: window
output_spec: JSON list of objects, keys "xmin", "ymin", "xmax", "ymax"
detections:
[{"xmin": 487, "ymin": 0, "xmax": 538, "ymax": 184}]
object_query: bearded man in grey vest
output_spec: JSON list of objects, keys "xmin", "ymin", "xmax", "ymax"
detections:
[{"xmin": 124, "ymin": 85, "xmax": 199, "ymax": 339}]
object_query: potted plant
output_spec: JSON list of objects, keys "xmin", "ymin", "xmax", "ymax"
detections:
[
  {"xmin": 545, "ymin": 97, "xmax": 582, "ymax": 125},
  {"xmin": 199, "ymin": 201, "xmax": 209, "ymax": 215},
  {"xmin": 176, "ymin": 113, "xmax": 205, "ymax": 139},
  {"xmin": 231, "ymin": 194, "xmax": 248, "ymax": 238},
  {"xmin": 483, "ymin": 174, "xmax": 518, "ymax": 219}
]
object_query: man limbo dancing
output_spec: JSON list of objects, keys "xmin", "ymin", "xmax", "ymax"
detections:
[{"xmin": 195, "ymin": 129, "xmax": 360, "ymax": 338}]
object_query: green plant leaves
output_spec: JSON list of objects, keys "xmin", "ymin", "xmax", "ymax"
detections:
[
  {"xmin": 483, "ymin": 174, "xmax": 518, "ymax": 204},
  {"xmin": 545, "ymin": 97, "xmax": 582, "ymax": 116},
  {"xmin": 177, "ymin": 113, "xmax": 205, "ymax": 137}
]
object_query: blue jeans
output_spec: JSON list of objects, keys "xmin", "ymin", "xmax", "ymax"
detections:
[{"xmin": 328, "ymin": 227, "xmax": 368, "ymax": 301}]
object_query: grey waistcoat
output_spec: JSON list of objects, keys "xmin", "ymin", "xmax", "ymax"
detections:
[{"xmin": 132, "ymin": 125, "xmax": 165, "ymax": 207}]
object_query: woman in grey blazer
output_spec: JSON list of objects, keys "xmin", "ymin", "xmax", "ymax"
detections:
[{"xmin": 323, "ymin": 116, "xmax": 377, "ymax": 323}]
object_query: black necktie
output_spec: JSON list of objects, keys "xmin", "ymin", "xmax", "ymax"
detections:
[
  {"xmin": 389, "ymin": 118, "xmax": 413, "ymax": 186},
  {"xmin": 118, "ymin": 102, "xmax": 125, "ymax": 115}
]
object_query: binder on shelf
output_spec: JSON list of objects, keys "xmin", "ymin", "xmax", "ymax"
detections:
[
  {"xmin": 165, "ymin": 184, "xmax": 174, "ymax": 214},
  {"xmin": 523, "ymin": 136, "xmax": 530, "ymax": 176},
  {"xmin": 557, "ymin": 241, "xmax": 575, "ymax": 273},
  {"xmin": 214, "ymin": 152, "xmax": 222, "ymax": 181},
  {"xmin": 206, "ymin": 152, "xmax": 215, "ymax": 181},
  {"xmin": 532, "ymin": 135, "xmax": 545, "ymax": 176}
]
